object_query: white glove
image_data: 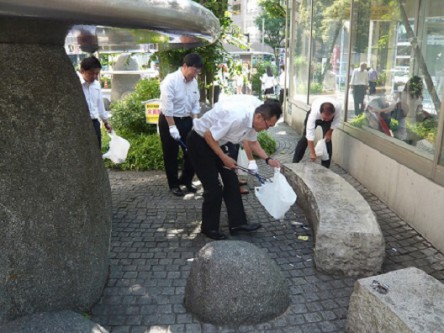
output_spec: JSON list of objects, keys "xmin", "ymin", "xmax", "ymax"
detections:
[
  {"xmin": 169, "ymin": 125, "xmax": 181, "ymax": 140},
  {"xmin": 247, "ymin": 160, "xmax": 258, "ymax": 173}
]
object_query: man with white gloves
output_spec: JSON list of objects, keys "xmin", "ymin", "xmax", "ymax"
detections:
[
  {"xmin": 187, "ymin": 96, "xmax": 282, "ymax": 240},
  {"xmin": 159, "ymin": 53, "xmax": 202, "ymax": 197}
]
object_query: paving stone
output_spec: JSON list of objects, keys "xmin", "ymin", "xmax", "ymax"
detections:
[{"xmin": 87, "ymin": 122, "xmax": 444, "ymax": 332}]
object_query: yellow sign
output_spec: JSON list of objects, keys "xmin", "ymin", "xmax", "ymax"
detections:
[{"xmin": 145, "ymin": 100, "xmax": 160, "ymax": 124}]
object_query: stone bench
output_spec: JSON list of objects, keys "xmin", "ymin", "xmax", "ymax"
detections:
[
  {"xmin": 347, "ymin": 267, "xmax": 444, "ymax": 332},
  {"xmin": 282, "ymin": 163, "xmax": 385, "ymax": 276}
]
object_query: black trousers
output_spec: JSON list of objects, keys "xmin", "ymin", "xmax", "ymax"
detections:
[
  {"xmin": 292, "ymin": 111, "xmax": 333, "ymax": 168},
  {"xmin": 352, "ymin": 85, "xmax": 366, "ymax": 115},
  {"xmin": 92, "ymin": 119, "xmax": 102, "ymax": 148},
  {"xmin": 187, "ymin": 130, "xmax": 246, "ymax": 232},
  {"xmin": 158, "ymin": 113, "xmax": 194, "ymax": 189}
]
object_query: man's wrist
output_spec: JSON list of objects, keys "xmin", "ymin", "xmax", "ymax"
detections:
[{"xmin": 265, "ymin": 157, "xmax": 272, "ymax": 165}]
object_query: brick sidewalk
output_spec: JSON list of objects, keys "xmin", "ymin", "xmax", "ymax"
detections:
[{"xmin": 91, "ymin": 120, "xmax": 444, "ymax": 333}]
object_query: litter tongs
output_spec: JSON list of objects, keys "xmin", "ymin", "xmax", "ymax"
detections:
[{"xmin": 235, "ymin": 165, "xmax": 271, "ymax": 184}]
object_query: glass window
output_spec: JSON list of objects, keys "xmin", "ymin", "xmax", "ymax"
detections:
[
  {"xmin": 346, "ymin": 0, "xmax": 443, "ymax": 159},
  {"xmin": 308, "ymin": 0, "xmax": 351, "ymax": 106},
  {"xmin": 290, "ymin": 0, "xmax": 311, "ymax": 101}
]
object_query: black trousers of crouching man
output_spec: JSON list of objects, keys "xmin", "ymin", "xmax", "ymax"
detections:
[{"xmin": 187, "ymin": 130, "xmax": 246, "ymax": 233}]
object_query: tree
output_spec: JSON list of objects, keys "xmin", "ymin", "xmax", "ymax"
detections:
[
  {"xmin": 155, "ymin": 0, "xmax": 245, "ymax": 104},
  {"xmin": 255, "ymin": 0, "xmax": 287, "ymax": 67}
]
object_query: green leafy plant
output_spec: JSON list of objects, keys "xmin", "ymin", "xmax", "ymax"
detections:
[
  {"xmin": 257, "ymin": 131, "xmax": 277, "ymax": 156},
  {"xmin": 408, "ymin": 117, "xmax": 438, "ymax": 144},
  {"xmin": 389, "ymin": 118, "xmax": 399, "ymax": 132},
  {"xmin": 103, "ymin": 78, "xmax": 165, "ymax": 170},
  {"xmin": 110, "ymin": 78, "xmax": 160, "ymax": 137},
  {"xmin": 349, "ymin": 113, "xmax": 367, "ymax": 128},
  {"xmin": 102, "ymin": 132, "xmax": 165, "ymax": 171}
]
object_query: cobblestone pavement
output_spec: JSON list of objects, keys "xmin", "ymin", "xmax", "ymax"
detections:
[{"xmin": 91, "ymin": 121, "xmax": 444, "ymax": 333}]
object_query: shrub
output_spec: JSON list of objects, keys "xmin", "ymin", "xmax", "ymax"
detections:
[
  {"xmin": 102, "ymin": 131, "xmax": 166, "ymax": 171},
  {"xmin": 257, "ymin": 131, "xmax": 277, "ymax": 156},
  {"xmin": 408, "ymin": 117, "xmax": 438, "ymax": 144},
  {"xmin": 110, "ymin": 78, "xmax": 160, "ymax": 137},
  {"xmin": 349, "ymin": 113, "xmax": 367, "ymax": 128},
  {"xmin": 104, "ymin": 78, "xmax": 165, "ymax": 170}
]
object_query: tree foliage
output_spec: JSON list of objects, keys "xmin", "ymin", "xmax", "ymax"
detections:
[
  {"xmin": 255, "ymin": 0, "xmax": 287, "ymax": 66},
  {"xmin": 155, "ymin": 0, "xmax": 245, "ymax": 103}
]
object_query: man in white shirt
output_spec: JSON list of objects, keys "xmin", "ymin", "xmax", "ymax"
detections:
[
  {"xmin": 186, "ymin": 98, "xmax": 282, "ymax": 240},
  {"xmin": 292, "ymin": 97, "xmax": 342, "ymax": 168},
  {"xmin": 79, "ymin": 56, "xmax": 112, "ymax": 148},
  {"xmin": 159, "ymin": 53, "xmax": 202, "ymax": 197},
  {"xmin": 368, "ymin": 66, "xmax": 378, "ymax": 95},
  {"xmin": 350, "ymin": 62, "xmax": 368, "ymax": 115},
  {"xmin": 278, "ymin": 64, "xmax": 289, "ymax": 106}
]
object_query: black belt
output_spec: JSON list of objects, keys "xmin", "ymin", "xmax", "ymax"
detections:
[{"xmin": 160, "ymin": 113, "xmax": 191, "ymax": 120}]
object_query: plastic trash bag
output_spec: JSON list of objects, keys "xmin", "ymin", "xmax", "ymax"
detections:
[
  {"xmin": 236, "ymin": 147, "xmax": 249, "ymax": 176},
  {"xmin": 315, "ymin": 139, "xmax": 329, "ymax": 161},
  {"xmin": 255, "ymin": 168, "xmax": 297, "ymax": 219},
  {"xmin": 102, "ymin": 131, "xmax": 130, "ymax": 164}
]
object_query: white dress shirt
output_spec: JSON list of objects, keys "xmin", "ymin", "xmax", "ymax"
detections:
[
  {"xmin": 261, "ymin": 74, "xmax": 275, "ymax": 90},
  {"xmin": 78, "ymin": 72, "xmax": 108, "ymax": 121},
  {"xmin": 193, "ymin": 95, "xmax": 262, "ymax": 145},
  {"xmin": 350, "ymin": 68, "xmax": 369, "ymax": 86},
  {"xmin": 160, "ymin": 69, "xmax": 200, "ymax": 117},
  {"xmin": 306, "ymin": 97, "xmax": 342, "ymax": 141}
]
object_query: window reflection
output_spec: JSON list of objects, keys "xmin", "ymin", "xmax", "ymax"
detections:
[
  {"xmin": 288, "ymin": 0, "xmax": 443, "ymax": 162},
  {"xmin": 346, "ymin": 0, "xmax": 443, "ymax": 159}
]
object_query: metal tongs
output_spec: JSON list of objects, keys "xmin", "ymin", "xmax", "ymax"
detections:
[{"xmin": 235, "ymin": 165, "xmax": 271, "ymax": 184}]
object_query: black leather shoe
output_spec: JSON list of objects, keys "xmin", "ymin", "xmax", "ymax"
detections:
[
  {"xmin": 185, "ymin": 184, "xmax": 198, "ymax": 193},
  {"xmin": 229, "ymin": 223, "xmax": 262, "ymax": 235},
  {"xmin": 170, "ymin": 187, "xmax": 184, "ymax": 197},
  {"xmin": 201, "ymin": 230, "xmax": 227, "ymax": 240}
]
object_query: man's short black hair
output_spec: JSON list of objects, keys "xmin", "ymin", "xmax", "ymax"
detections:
[
  {"xmin": 81, "ymin": 56, "xmax": 102, "ymax": 71},
  {"xmin": 183, "ymin": 53, "xmax": 203, "ymax": 69},
  {"xmin": 320, "ymin": 102, "xmax": 335, "ymax": 114},
  {"xmin": 255, "ymin": 99, "xmax": 282, "ymax": 120}
]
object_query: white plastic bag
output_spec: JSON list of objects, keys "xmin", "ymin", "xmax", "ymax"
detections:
[
  {"xmin": 102, "ymin": 131, "xmax": 130, "ymax": 164},
  {"xmin": 315, "ymin": 139, "xmax": 329, "ymax": 161},
  {"xmin": 255, "ymin": 168, "xmax": 297, "ymax": 219},
  {"xmin": 236, "ymin": 147, "xmax": 249, "ymax": 176}
]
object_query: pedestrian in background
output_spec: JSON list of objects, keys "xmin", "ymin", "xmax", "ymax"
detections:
[
  {"xmin": 292, "ymin": 97, "xmax": 342, "ymax": 169},
  {"xmin": 159, "ymin": 53, "xmax": 202, "ymax": 197},
  {"xmin": 78, "ymin": 56, "xmax": 112, "ymax": 149},
  {"xmin": 368, "ymin": 65, "xmax": 378, "ymax": 95},
  {"xmin": 279, "ymin": 64, "xmax": 289, "ymax": 106},
  {"xmin": 187, "ymin": 98, "xmax": 282, "ymax": 240},
  {"xmin": 261, "ymin": 66, "xmax": 276, "ymax": 97},
  {"xmin": 350, "ymin": 62, "xmax": 368, "ymax": 115}
]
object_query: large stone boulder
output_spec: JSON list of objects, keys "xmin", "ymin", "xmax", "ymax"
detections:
[
  {"xmin": 0, "ymin": 17, "xmax": 112, "ymax": 323},
  {"xmin": 0, "ymin": 310, "xmax": 108, "ymax": 333},
  {"xmin": 347, "ymin": 267, "xmax": 444, "ymax": 332},
  {"xmin": 185, "ymin": 241, "xmax": 290, "ymax": 326}
]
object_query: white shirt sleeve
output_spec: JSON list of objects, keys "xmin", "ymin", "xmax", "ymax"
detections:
[
  {"xmin": 305, "ymin": 111, "xmax": 318, "ymax": 141},
  {"xmin": 160, "ymin": 75, "xmax": 175, "ymax": 117},
  {"xmin": 97, "ymin": 86, "xmax": 108, "ymax": 121}
]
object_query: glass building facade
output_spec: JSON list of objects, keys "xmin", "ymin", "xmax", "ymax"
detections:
[{"xmin": 286, "ymin": 0, "xmax": 444, "ymax": 251}]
